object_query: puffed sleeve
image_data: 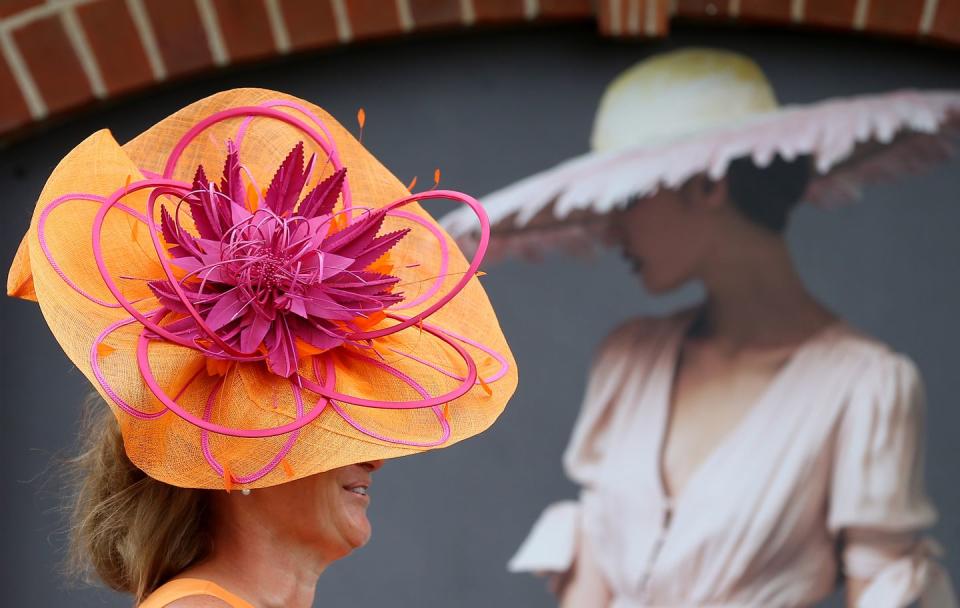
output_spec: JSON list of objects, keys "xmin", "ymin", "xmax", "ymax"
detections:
[
  {"xmin": 508, "ymin": 500, "xmax": 581, "ymax": 574},
  {"xmin": 509, "ymin": 319, "xmax": 652, "ymax": 576},
  {"xmin": 829, "ymin": 354, "xmax": 957, "ymax": 608}
]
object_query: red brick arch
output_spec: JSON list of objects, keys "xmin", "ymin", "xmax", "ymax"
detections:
[{"xmin": 0, "ymin": 0, "xmax": 956, "ymax": 139}]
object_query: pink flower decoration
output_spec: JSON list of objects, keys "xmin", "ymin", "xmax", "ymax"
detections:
[{"xmin": 149, "ymin": 141, "xmax": 409, "ymax": 377}]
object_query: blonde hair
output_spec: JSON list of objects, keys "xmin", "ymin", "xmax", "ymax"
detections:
[{"xmin": 66, "ymin": 395, "xmax": 212, "ymax": 602}]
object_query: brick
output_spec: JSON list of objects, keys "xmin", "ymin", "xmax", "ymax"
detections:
[
  {"xmin": 279, "ymin": 0, "xmax": 338, "ymax": 49},
  {"xmin": 473, "ymin": 0, "xmax": 526, "ymax": 23},
  {"xmin": 0, "ymin": 0, "xmax": 42, "ymax": 19},
  {"xmin": 596, "ymin": 0, "xmax": 625, "ymax": 35},
  {"xmin": 596, "ymin": 0, "xmax": 611, "ymax": 33},
  {"xmin": 928, "ymin": 0, "xmax": 960, "ymax": 44},
  {"xmin": 739, "ymin": 0, "xmax": 791, "ymax": 22},
  {"xmin": 674, "ymin": 0, "xmax": 731, "ymax": 19},
  {"xmin": 212, "ymin": 0, "xmax": 275, "ymax": 61},
  {"xmin": 864, "ymin": 0, "xmax": 925, "ymax": 36},
  {"xmin": 409, "ymin": 0, "xmax": 462, "ymax": 29},
  {"xmin": 598, "ymin": 0, "xmax": 668, "ymax": 36},
  {"xmin": 13, "ymin": 16, "xmax": 92, "ymax": 114},
  {"xmin": 0, "ymin": 54, "xmax": 31, "ymax": 132},
  {"xmin": 539, "ymin": 0, "xmax": 593, "ymax": 19},
  {"xmin": 77, "ymin": 0, "xmax": 154, "ymax": 95},
  {"xmin": 342, "ymin": 0, "xmax": 402, "ymax": 40},
  {"xmin": 648, "ymin": 0, "xmax": 670, "ymax": 35},
  {"xmin": 143, "ymin": 0, "xmax": 213, "ymax": 77},
  {"xmin": 636, "ymin": 0, "xmax": 670, "ymax": 36},
  {"xmin": 803, "ymin": 0, "xmax": 857, "ymax": 29}
]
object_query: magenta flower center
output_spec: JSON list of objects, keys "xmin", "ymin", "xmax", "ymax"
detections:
[{"xmin": 150, "ymin": 141, "xmax": 410, "ymax": 377}]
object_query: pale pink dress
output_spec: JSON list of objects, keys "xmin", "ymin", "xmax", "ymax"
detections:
[{"xmin": 510, "ymin": 314, "xmax": 956, "ymax": 607}]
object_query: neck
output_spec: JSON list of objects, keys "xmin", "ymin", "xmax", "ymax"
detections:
[
  {"xmin": 696, "ymin": 228, "xmax": 834, "ymax": 350},
  {"xmin": 183, "ymin": 502, "xmax": 330, "ymax": 608}
]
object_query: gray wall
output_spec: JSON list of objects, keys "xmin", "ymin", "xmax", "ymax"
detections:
[{"xmin": 1, "ymin": 24, "xmax": 958, "ymax": 607}]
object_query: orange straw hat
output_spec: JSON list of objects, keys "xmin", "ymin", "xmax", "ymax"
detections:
[{"xmin": 7, "ymin": 88, "xmax": 516, "ymax": 491}]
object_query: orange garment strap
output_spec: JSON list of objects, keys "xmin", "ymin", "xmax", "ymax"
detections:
[{"xmin": 138, "ymin": 578, "xmax": 256, "ymax": 608}]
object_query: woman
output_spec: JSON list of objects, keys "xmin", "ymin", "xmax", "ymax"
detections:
[
  {"xmin": 495, "ymin": 51, "xmax": 958, "ymax": 607},
  {"xmin": 511, "ymin": 155, "xmax": 955, "ymax": 607},
  {"xmin": 8, "ymin": 88, "xmax": 516, "ymax": 606},
  {"xmin": 70, "ymin": 401, "xmax": 385, "ymax": 607}
]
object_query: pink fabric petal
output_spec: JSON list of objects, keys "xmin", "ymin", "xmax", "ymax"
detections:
[
  {"xmin": 264, "ymin": 318, "xmax": 298, "ymax": 377},
  {"xmin": 298, "ymin": 167, "xmax": 346, "ymax": 218},
  {"xmin": 320, "ymin": 252, "xmax": 354, "ymax": 279},
  {"xmin": 349, "ymin": 228, "xmax": 410, "ymax": 270},
  {"xmin": 264, "ymin": 142, "xmax": 309, "ymax": 215},
  {"xmin": 322, "ymin": 208, "xmax": 387, "ymax": 256},
  {"xmin": 160, "ymin": 207, "xmax": 202, "ymax": 258},
  {"xmin": 218, "ymin": 140, "xmax": 244, "ymax": 204},
  {"xmin": 303, "ymin": 287, "xmax": 356, "ymax": 320},
  {"xmin": 185, "ymin": 166, "xmax": 216, "ymax": 237},
  {"xmin": 326, "ymin": 271, "xmax": 400, "ymax": 295},
  {"xmin": 240, "ymin": 313, "xmax": 272, "ymax": 353},
  {"xmin": 148, "ymin": 280, "xmax": 202, "ymax": 313},
  {"xmin": 205, "ymin": 289, "xmax": 247, "ymax": 330},
  {"xmin": 291, "ymin": 318, "xmax": 344, "ymax": 351}
]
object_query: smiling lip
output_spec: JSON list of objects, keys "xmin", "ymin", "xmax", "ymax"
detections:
[{"xmin": 343, "ymin": 479, "xmax": 371, "ymax": 501}]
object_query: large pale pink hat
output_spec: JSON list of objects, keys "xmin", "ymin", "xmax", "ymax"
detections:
[{"xmin": 441, "ymin": 48, "xmax": 960, "ymax": 259}]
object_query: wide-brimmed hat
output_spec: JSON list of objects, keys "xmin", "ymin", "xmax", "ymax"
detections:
[
  {"xmin": 441, "ymin": 48, "xmax": 960, "ymax": 259},
  {"xmin": 7, "ymin": 88, "xmax": 516, "ymax": 490}
]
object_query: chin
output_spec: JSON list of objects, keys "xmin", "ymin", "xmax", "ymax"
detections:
[
  {"xmin": 322, "ymin": 524, "xmax": 370, "ymax": 561},
  {"xmin": 339, "ymin": 534, "xmax": 370, "ymax": 556},
  {"xmin": 341, "ymin": 512, "xmax": 373, "ymax": 550},
  {"xmin": 349, "ymin": 521, "xmax": 372, "ymax": 548},
  {"xmin": 324, "ymin": 501, "xmax": 373, "ymax": 556}
]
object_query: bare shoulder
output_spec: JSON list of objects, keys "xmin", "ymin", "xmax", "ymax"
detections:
[{"xmin": 163, "ymin": 596, "xmax": 234, "ymax": 608}]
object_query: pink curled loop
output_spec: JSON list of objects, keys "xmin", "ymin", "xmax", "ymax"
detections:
[
  {"xmin": 345, "ymin": 190, "xmax": 491, "ymax": 342},
  {"xmin": 319, "ymin": 354, "xmax": 452, "ymax": 448},
  {"xmin": 200, "ymin": 372, "xmax": 328, "ymax": 484}
]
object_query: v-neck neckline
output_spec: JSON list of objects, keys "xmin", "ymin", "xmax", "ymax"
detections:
[{"xmin": 652, "ymin": 314, "xmax": 843, "ymax": 511}]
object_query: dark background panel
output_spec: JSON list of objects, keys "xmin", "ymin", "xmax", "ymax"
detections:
[{"xmin": 1, "ymin": 24, "xmax": 958, "ymax": 607}]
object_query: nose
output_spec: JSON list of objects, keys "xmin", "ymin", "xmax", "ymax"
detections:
[{"xmin": 361, "ymin": 460, "xmax": 384, "ymax": 473}]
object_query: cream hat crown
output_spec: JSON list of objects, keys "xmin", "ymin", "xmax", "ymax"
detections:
[{"xmin": 591, "ymin": 48, "xmax": 779, "ymax": 151}]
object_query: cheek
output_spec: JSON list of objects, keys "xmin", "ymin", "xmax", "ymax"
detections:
[
  {"xmin": 635, "ymin": 219, "xmax": 707, "ymax": 289},
  {"xmin": 326, "ymin": 482, "xmax": 372, "ymax": 549},
  {"xmin": 634, "ymin": 217, "xmax": 691, "ymax": 261},
  {"xmin": 625, "ymin": 200, "xmax": 687, "ymax": 250}
]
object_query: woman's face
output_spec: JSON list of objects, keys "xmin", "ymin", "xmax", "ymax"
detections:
[
  {"xmin": 611, "ymin": 180, "xmax": 722, "ymax": 293},
  {"xmin": 229, "ymin": 460, "xmax": 384, "ymax": 560}
]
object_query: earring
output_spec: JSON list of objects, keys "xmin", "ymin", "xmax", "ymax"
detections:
[{"xmin": 241, "ymin": 488, "xmax": 251, "ymax": 496}]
